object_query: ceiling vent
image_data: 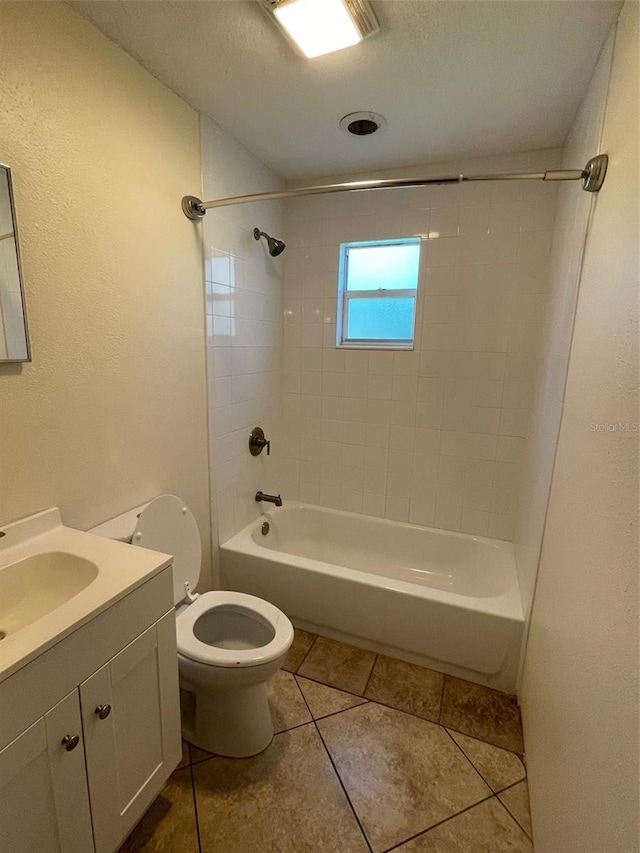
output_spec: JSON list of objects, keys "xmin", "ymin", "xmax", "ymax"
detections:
[{"xmin": 339, "ymin": 111, "xmax": 386, "ymax": 136}]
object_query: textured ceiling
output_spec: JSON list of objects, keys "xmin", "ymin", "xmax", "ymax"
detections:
[{"xmin": 71, "ymin": 0, "xmax": 621, "ymax": 180}]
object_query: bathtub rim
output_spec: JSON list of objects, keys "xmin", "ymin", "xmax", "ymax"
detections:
[{"xmin": 221, "ymin": 502, "xmax": 524, "ymax": 625}]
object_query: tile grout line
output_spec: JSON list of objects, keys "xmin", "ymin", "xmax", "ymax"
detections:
[
  {"xmin": 291, "ymin": 670, "xmax": 368, "ymax": 699},
  {"xmin": 293, "ymin": 674, "xmax": 369, "ymax": 723},
  {"xmin": 187, "ymin": 746, "xmax": 204, "ymax": 853},
  {"xmin": 443, "ymin": 719, "xmax": 525, "ymax": 757},
  {"xmin": 313, "ymin": 720, "xmax": 376, "ymax": 853},
  {"xmin": 381, "ymin": 793, "xmax": 497, "ymax": 853},
  {"xmin": 294, "ymin": 675, "xmax": 375, "ymax": 853},
  {"xmin": 437, "ymin": 674, "xmax": 448, "ymax": 725},
  {"xmin": 496, "ymin": 782, "xmax": 533, "ymax": 841},
  {"xmin": 188, "ymin": 719, "xmax": 319, "ymax": 768},
  {"xmin": 291, "ymin": 633, "xmax": 318, "ymax": 674},
  {"xmin": 495, "ymin": 778, "xmax": 527, "ymax": 796},
  {"xmin": 186, "ymin": 705, "xmax": 530, "ymax": 841},
  {"xmin": 291, "ymin": 665, "xmax": 523, "ymax": 755},
  {"xmin": 181, "ymin": 655, "xmax": 527, "ymax": 851},
  {"xmin": 443, "ymin": 727, "xmax": 502, "ymax": 794},
  {"xmin": 361, "ymin": 653, "xmax": 378, "ymax": 697},
  {"xmin": 292, "ymin": 633, "xmax": 523, "ymax": 745}
]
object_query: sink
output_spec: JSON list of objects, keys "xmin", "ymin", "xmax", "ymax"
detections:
[
  {"xmin": 0, "ymin": 552, "xmax": 99, "ymax": 639},
  {"xmin": 0, "ymin": 507, "xmax": 172, "ymax": 682}
]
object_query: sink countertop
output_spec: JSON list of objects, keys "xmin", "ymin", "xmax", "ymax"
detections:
[{"xmin": 0, "ymin": 508, "xmax": 172, "ymax": 684}]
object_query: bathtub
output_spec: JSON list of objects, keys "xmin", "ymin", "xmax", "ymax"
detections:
[{"xmin": 220, "ymin": 503, "xmax": 524, "ymax": 692}]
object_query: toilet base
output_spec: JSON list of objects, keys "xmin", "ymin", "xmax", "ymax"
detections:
[{"xmin": 181, "ymin": 681, "xmax": 275, "ymax": 758}]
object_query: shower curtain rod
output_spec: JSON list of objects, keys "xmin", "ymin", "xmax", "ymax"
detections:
[{"xmin": 181, "ymin": 154, "xmax": 607, "ymax": 220}]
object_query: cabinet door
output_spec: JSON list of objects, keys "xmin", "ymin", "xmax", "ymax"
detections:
[
  {"xmin": 80, "ymin": 612, "xmax": 181, "ymax": 853},
  {"xmin": 0, "ymin": 690, "xmax": 94, "ymax": 853}
]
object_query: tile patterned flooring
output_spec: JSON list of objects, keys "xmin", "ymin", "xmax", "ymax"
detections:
[{"xmin": 119, "ymin": 631, "xmax": 533, "ymax": 853}]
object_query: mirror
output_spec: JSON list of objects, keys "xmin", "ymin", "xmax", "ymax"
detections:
[{"xmin": 0, "ymin": 164, "xmax": 30, "ymax": 362}]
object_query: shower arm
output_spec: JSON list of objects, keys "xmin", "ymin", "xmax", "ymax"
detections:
[{"xmin": 182, "ymin": 154, "xmax": 607, "ymax": 219}]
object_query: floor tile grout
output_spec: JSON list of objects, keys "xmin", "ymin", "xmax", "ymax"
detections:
[
  {"xmin": 187, "ymin": 749, "xmax": 204, "ymax": 853},
  {"xmin": 293, "ymin": 673, "xmax": 375, "ymax": 853},
  {"xmin": 381, "ymin": 793, "xmax": 499, "ymax": 853},
  {"xmin": 125, "ymin": 632, "xmax": 533, "ymax": 853},
  {"xmin": 293, "ymin": 686, "xmax": 528, "ymax": 853},
  {"xmin": 293, "ymin": 670, "xmax": 368, "ymax": 698},
  {"xmin": 313, "ymin": 719, "xmax": 375, "ymax": 853},
  {"xmin": 187, "ymin": 666, "xmax": 524, "ymax": 767},
  {"xmin": 443, "ymin": 727, "xmax": 501, "ymax": 794},
  {"xmin": 291, "ymin": 669, "xmax": 523, "ymax": 754},
  {"xmin": 294, "ymin": 634, "xmax": 520, "ymax": 712},
  {"xmin": 293, "ymin": 674, "xmax": 369, "ymax": 723},
  {"xmin": 168, "ymin": 633, "xmax": 528, "ymax": 853},
  {"xmin": 292, "ymin": 633, "xmax": 318, "ymax": 673},
  {"xmin": 496, "ymin": 782, "xmax": 533, "ymax": 841},
  {"xmin": 443, "ymin": 719, "xmax": 525, "ymax": 757},
  {"xmin": 361, "ymin": 653, "xmax": 378, "ymax": 697},
  {"xmin": 437, "ymin": 673, "xmax": 447, "ymax": 725},
  {"xmin": 293, "ymin": 636, "xmax": 523, "ymax": 752}
]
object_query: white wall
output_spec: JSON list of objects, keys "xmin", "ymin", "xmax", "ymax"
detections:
[
  {"xmin": 515, "ymin": 31, "xmax": 615, "ymax": 623},
  {"xmin": 280, "ymin": 150, "xmax": 559, "ymax": 538},
  {"xmin": 0, "ymin": 3, "xmax": 212, "ymax": 583},
  {"xmin": 521, "ymin": 4, "xmax": 639, "ymax": 851},
  {"xmin": 200, "ymin": 116, "xmax": 284, "ymax": 561}
]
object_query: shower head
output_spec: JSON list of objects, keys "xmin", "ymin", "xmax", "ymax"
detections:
[{"xmin": 253, "ymin": 227, "xmax": 285, "ymax": 257}]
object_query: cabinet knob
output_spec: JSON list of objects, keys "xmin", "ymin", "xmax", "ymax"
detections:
[
  {"xmin": 95, "ymin": 704, "xmax": 112, "ymax": 720},
  {"xmin": 61, "ymin": 734, "xmax": 80, "ymax": 752}
]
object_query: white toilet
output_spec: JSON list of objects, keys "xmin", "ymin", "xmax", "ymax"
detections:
[{"xmin": 91, "ymin": 494, "xmax": 294, "ymax": 758}]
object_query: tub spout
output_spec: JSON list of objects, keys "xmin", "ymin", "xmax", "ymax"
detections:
[{"xmin": 255, "ymin": 491, "xmax": 282, "ymax": 507}]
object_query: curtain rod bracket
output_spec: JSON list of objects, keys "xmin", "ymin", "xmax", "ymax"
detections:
[
  {"xmin": 182, "ymin": 195, "xmax": 206, "ymax": 220},
  {"xmin": 581, "ymin": 154, "xmax": 608, "ymax": 192}
]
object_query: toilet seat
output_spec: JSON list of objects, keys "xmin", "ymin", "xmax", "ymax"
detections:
[{"xmin": 176, "ymin": 590, "xmax": 294, "ymax": 668}]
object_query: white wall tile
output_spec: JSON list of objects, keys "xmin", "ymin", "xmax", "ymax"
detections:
[
  {"xmin": 362, "ymin": 492, "xmax": 386, "ymax": 518},
  {"xmin": 280, "ymin": 150, "xmax": 558, "ymax": 539},
  {"xmin": 202, "ymin": 116, "xmax": 284, "ymax": 548},
  {"xmin": 385, "ymin": 496, "xmax": 410, "ymax": 522},
  {"xmin": 461, "ymin": 509, "xmax": 490, "ymax": 536}
]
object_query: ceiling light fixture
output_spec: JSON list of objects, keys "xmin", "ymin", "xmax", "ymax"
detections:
[{"xmin": 261, "ymin": 0, "xmax": 379, "ymax": 59}]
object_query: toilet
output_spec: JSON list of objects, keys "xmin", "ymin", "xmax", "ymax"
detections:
[{"xmin": 91, "ymin": 494, "xmax": 294, "ymax": 758}]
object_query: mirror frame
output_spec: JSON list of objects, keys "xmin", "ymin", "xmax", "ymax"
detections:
[{"xmin": 0, "ymin": 162, "xmax": 31, "ymax": 363}]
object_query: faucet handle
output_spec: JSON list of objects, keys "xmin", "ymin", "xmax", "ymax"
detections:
[{"xmin": 249, "ymin": 427, "xmax": 270, "ymax": 456}]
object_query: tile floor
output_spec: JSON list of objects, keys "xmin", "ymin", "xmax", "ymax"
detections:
[{"xmin": 119, "ymin": 631, "xmax": 533, "ymax": 853}]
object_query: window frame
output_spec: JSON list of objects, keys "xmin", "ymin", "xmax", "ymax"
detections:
[{"xmin": 336, "ymin": 237, "xmax": 421, "ymax": 350}]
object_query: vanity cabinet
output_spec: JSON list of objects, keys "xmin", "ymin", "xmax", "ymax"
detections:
[
  {"xmin": 81, "ymin": 612, "xmax": 180, "ymax": 853},
  {"xmin": 0, "ymin": 689, "xmax": 93, "ymax": 853},
  {"xmin": 0, "ymin": 568, "xmax": 180, "ymax": 853}
]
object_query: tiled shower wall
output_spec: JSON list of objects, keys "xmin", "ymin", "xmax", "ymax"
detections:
[
  {"xmin": 278, "ymin": 150, "xmax": 560, "ymax": 539},
  {"xmin": 201, "ymin": 116, "xmax": 284, "ymax": 556}
]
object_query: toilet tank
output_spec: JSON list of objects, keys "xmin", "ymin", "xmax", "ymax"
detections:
[{"xmin": 89, "ymin": 502, "xmax": 150, "ymax": 542}]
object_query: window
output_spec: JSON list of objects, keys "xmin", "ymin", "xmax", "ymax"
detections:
[{"xmin": 337, "ymin": 238, "xmax": 421, "ymax": 348}]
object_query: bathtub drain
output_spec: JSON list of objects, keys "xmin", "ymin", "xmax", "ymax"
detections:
[{"xmin": 261, "ymin": 522, "xmax": 270, "ymax": 536}]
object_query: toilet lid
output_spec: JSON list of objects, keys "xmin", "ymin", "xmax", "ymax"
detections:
[{"xmin": 132, "ymin": 495, "xmax": 201, "ymax": 606}]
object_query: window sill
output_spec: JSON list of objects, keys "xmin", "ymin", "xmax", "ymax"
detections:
[{"xmin": 337, "ymin": 342, "xmax": 414, "ymax": 351}]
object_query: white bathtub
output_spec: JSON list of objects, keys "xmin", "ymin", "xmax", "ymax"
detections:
[{"xmin": 220, "ymin": 503, "xmax": 524, "ymax": 692}]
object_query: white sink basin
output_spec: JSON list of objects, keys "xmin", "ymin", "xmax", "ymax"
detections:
[
  {"xmin": 0, "ymin": 507, "xmax": 171, "ymax": 682},
  {"xmin": 0, "ymin": 552, "xmax": 99, "ymax": 639}
]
